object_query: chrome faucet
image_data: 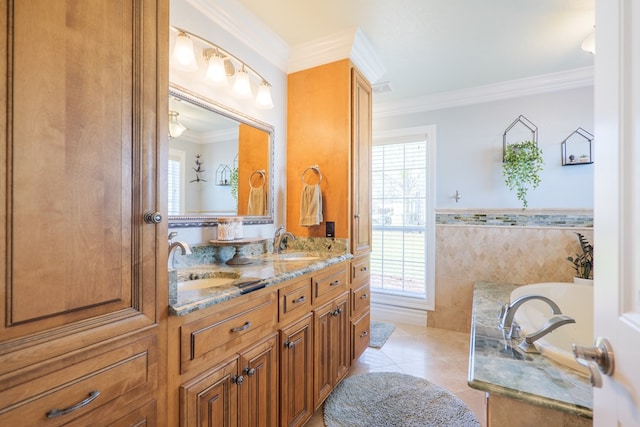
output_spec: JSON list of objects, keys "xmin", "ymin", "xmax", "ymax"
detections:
[
  {"xmin": 499, "ymin": 294, "xmax": 562, "ymax": 331},
  {"xmin": 518, "ymin": 314, "xmax": 576, "ymax": 353},
  {"xmin": 273, "ymin": 225, "xmax": 296, "ymax": 254},
  {"xmin": 168, "ymin": 232, "xmax": 192, "ymax": 269}
]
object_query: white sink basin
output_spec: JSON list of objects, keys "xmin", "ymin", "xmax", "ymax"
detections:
[{"xmin": 178, "ymin": 277, "xmax": 237, "ymax": 291}]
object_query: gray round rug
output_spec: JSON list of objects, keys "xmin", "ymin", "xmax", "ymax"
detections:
[{"xmin": 324, "ymin": 372, "xmax": 480, "ymax": 427}]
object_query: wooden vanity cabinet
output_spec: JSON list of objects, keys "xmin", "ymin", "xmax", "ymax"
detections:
[
  {"xmin": 180, "ymin": 333, "xmax": 278, "ymax": 427},
  {"xmin": 0, "ymin": 0, "xmax": 167, "ymax": 425}
]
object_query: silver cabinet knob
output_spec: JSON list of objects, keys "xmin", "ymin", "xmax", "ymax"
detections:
[{"xmin": 143, "ymin": 211, "xmax": 163, "ymax": 224}]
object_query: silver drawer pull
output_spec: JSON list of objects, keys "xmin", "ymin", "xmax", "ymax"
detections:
[
  {"xmin": 360, "ymin": 293, "xmax": 368, "ymax": 300},
  {"xmin": 330, "ymin": 280, "xmax": 341, "ymax": 286},
  {"xmin": 360, "ymin": 331, "xmax": 368, "ymax": 338},
  {"xmin": 46, "ymin": 390, "xmax": 100, "ymax": 418},
  {"xmin": 231, "ymin": 321, "xmax": 252, "ymax": 332},
  {"xmin": 292, "ymin": 295, "xmax": 306, "ymax": 304}
]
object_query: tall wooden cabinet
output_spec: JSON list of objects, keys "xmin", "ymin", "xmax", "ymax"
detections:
[
  {"xmin": 0, "ymin": 1, "xmax": 168, "ymax": 425},
  {"xmin": 287, "ymin": 59, "xmax": 372, "ymax": 360}
]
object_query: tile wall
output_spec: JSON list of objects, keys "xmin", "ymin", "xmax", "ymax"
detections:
[{"xmin": 429, "ymin": 209, "xmax": 593, "ymax": 333}]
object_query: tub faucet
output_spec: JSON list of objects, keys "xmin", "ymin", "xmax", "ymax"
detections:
[
  {"xmin": 500, "ymin": 294, "xmax": 562, "ymax": 331},
  {"xmin": 168, "ymin": 232, "xmax": 192, "ymax": 269},
  {"xmin": 273, "ymin": 225, "xmax": 296, "ymax": 254},
  {"xmin": 518, "ymin": 314, "xmax": 576, "ymax": 353}
]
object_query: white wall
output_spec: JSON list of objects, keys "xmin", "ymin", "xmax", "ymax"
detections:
[
  {"xmin": 373, "ymin": 86, "xmax": 594, "ymax": 209},
  {"xmin": 169, "ymin": 0, "xmax": 288, "ymax": 245}
]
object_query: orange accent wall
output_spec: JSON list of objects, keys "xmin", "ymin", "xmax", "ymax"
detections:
[
  {"xmin": 287, "ymin": 59, "xmax": 352, "ymax": 237},
  {"xmin": 237, "ymin": 123, "xmax": 270, "ymax": 216}
]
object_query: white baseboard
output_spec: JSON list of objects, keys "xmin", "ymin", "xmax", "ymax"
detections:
[{"xmin": 370, "ymin": 302, "xmax": 427, "ymax": 326}]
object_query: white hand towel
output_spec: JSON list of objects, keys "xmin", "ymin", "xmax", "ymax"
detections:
[
  {"xmin": 300, "ymin": 183, "xmax": 323, "ymax": 226},
  {"xmin": 247, "ymin": 186, "xmax": 266, "ymax": 216}
]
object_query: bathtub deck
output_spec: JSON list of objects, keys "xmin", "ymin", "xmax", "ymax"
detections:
[{"xmin": 468, "ymin": 281, "xmax": 593, "ymax": 419}]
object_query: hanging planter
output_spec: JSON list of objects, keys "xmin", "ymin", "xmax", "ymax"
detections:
[{"xmin": 502, "ymin": 140, "xmax": 544, "ymax": 209}]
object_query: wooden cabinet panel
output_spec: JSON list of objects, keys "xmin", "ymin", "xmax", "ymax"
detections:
[
  {"xmin": 0, "ymin": 1, "xmax": 167, "ymax": 424},
  {"xmin": 313, "ymin": 292, "xmax": 349, "ymax": 409},
  {"xmin": 352, "ymin": 283, "xmax": 370, "ymax": 318},
  {"xmin": 278, "ymin": 277, "xmax": 312, "ymax": 324},
  {"xmin": 352, "ymin": 311, "xmax": 370, "ymax": 363},
  {"xmin": 312, "ymin": 263, "xmax": 348, "ymax": 305},
  {"xmin": 239, "ymin": 334, "xmax": 278, "ymax": 427},
  {"xmin": 181, "ymin": 292, "xmax": 277, "ymax": 374},
  {"xmin": 180, "ymin": 356, "xmax": 240, "ymax": 427},
  {"xmin": 280, "ymin": 313, "xmax": 313, "ymax": 427},
  {"xmin": 0, "ymin": 335, "xmax": 156, "ymax": 426}
]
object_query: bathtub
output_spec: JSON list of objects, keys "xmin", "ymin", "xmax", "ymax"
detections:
[{"xmin": 511, "ymin": 282, "xmax": 593, "ymax": 373}]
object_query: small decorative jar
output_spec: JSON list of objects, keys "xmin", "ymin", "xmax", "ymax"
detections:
[
  {"xmin": 233, "ymin": 217, "xmax": 244, "ymax": 239},
  {"xmin": 217, "ymin": 217, "xmax": 235, "ymax": 241}
]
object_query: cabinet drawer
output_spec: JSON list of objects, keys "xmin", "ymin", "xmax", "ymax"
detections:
[
  {"xmin": 279, "ymin": 277, "xmax": 312, "ymax": 324},
  {"xmin": 351, "ymin": 256, "xmax": 370, "ymax": 287},
  {"xmin": 181, "ymin": 292, "xmax": 277, "ymax": 373},
  {"xmin": 313, "ymin": 264, "xmax": 348, "ymax": 305},
  {"xmin": 351, "ymin": 283, "xmax": 370, "ymax": 317},
  {"xmin": 0, "ymin": 336, "xmax": 155, "ymax": 426},
  {"xmin": 352, "ymin": 311, "xmax": 370, "ymax": 362}
]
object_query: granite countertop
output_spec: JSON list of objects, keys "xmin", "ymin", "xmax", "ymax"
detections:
[
  {"xmin": 468, "ymin": 281, "xmax": 593, "ymax": 419},
  {"xmin": 168, "ymin": 251, "xmax": 351, "ymax": 317}
]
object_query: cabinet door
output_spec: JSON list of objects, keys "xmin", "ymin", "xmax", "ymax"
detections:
[
  {"xmin": 313, "ymin": 300, "xmax": 334, "ymax": 408},
  {"xmin": 351, "ymin": 67, "xmax": 372, "ymax": 257},
  {"xmin": 180, "ymin": 357, "xmax": 240, "ymax": 427},
  {"xmin": 0, "ymin": 0, "xmax": 165, "ymax": 371},
  {"xmin": 239, "ymin": 333, "xmax": 278, "ymax": 427},
  {"xmin": 333, "ymin": 292, "xmax": 351, "ymax": 384},
  {"xmin": 280, "ymin": 313, "xmax": 313, "ymax": 427},
  {"xmin": 313, "ymin": 292, "xmax": 350, "ymax": 409}
]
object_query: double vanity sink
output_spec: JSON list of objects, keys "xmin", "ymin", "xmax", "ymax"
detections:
[{"xmin": 169, "ymin": 249, "xmax": 349, "ymax": 316}]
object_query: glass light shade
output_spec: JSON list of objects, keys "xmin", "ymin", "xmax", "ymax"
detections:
[
  {"xmin": 233, "ymin": 67, "xmax": 253, "ymax": 99},
  {"xmin": 581, "ymin": 29, "xmax": 595, "ymax": 54},
  {"xmin": 255, "ymin": 81, "xmax": 274, "ymax": 109},
  {"xmin": 168, "ymin": 111, "xmax": 187, "ymax": 139},
  {"xmin": 206, "ymin": 54, "xmax": 228, "ymax": 86},
  {"xmin": 172, "ymin": 32, "xmax": 198, "ymax": 72}
]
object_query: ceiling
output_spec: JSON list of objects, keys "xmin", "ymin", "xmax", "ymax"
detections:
[{"xmin": 235, "ymin": 0, "xmax": 595, "ymax": 105}]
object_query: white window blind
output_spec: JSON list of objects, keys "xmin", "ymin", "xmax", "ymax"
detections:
[
  {"xmin": 371, "ymin": 140, "xmax": 428, "ymax": 298},
  {"xmin": 168, "ymin": 149, "xmax": 185, "ymax": 215}
]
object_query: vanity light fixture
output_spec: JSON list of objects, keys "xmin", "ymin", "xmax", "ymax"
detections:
[
  {"xmin": 233, "ymin": 65, "xmax": 253, "ymax": 99},
  {"xmin": 581, "ymin": 27, "xmax": 595, "ymax": 55},
  {"xmin": 170, "ymin": 26, "xmax": 274, "ymax": 109},
  {"xmin": 172, "ymin": 31, "xmax": 198, "ymax": 72},
  {"xmin": 256, "ymin": 81, "xmax": 274, "ymax": 109},
  {"xmin": 168, "ymin": 110, "xmax": 187, "ymax": 139},
  {"xmin": 204, "ymin": 48, "xmax": 232, "ymax": 87}
]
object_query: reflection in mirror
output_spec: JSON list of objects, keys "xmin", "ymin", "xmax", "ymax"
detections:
[{"xmin": 168, "ymin": 84, "xmax": 274, "ymax": 227}]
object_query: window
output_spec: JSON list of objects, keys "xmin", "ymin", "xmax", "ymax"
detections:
[
  {"xmin": 370, "ymin": 126, "xmax": 435, "ymax": 310},
  {"xmin": 168, "ymin": 149, "xmax": 185, "ymax": 215}
]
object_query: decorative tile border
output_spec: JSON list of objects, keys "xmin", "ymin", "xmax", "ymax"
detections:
[{"xmin": 435, "ymin": 209, "xmax": 593, "ymax": 228}]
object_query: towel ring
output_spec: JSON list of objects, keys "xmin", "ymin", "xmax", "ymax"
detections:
[
  {"xmin": 249, "ymin": 170, "xmax": 266, "ymax": 189},
  {"xmin": 302, "ymin": 165, "xmax": 322, "ymax": 184}
]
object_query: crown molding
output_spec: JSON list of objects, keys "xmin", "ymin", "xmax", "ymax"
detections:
[
  {"xmin": 288, "ymin": 27, "xmax": 386, "ymax": 84},
  {"xmin": 186, "ymin": 0, "xmax": 289, "ymax": 73},
  {"xmin": 373, "ymin": 66, "xmax": 594, "ymax": 118}
]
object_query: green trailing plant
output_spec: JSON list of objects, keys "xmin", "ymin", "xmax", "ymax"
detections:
[
  {"xmin": 502, "ymin": 140, "xmax": 544, "ymax": 209},
  {"xmin": 229, "ymin": 167, "xmax": 238, "ymax": 201},
  {"xmin": 567, "ymin": 232, "xmax": 593, "ymax": 279}
]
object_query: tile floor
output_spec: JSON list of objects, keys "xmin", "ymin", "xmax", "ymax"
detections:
[{"xmin": 306, "ymin": 322, "xmax": 487, "ymax": 426}]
